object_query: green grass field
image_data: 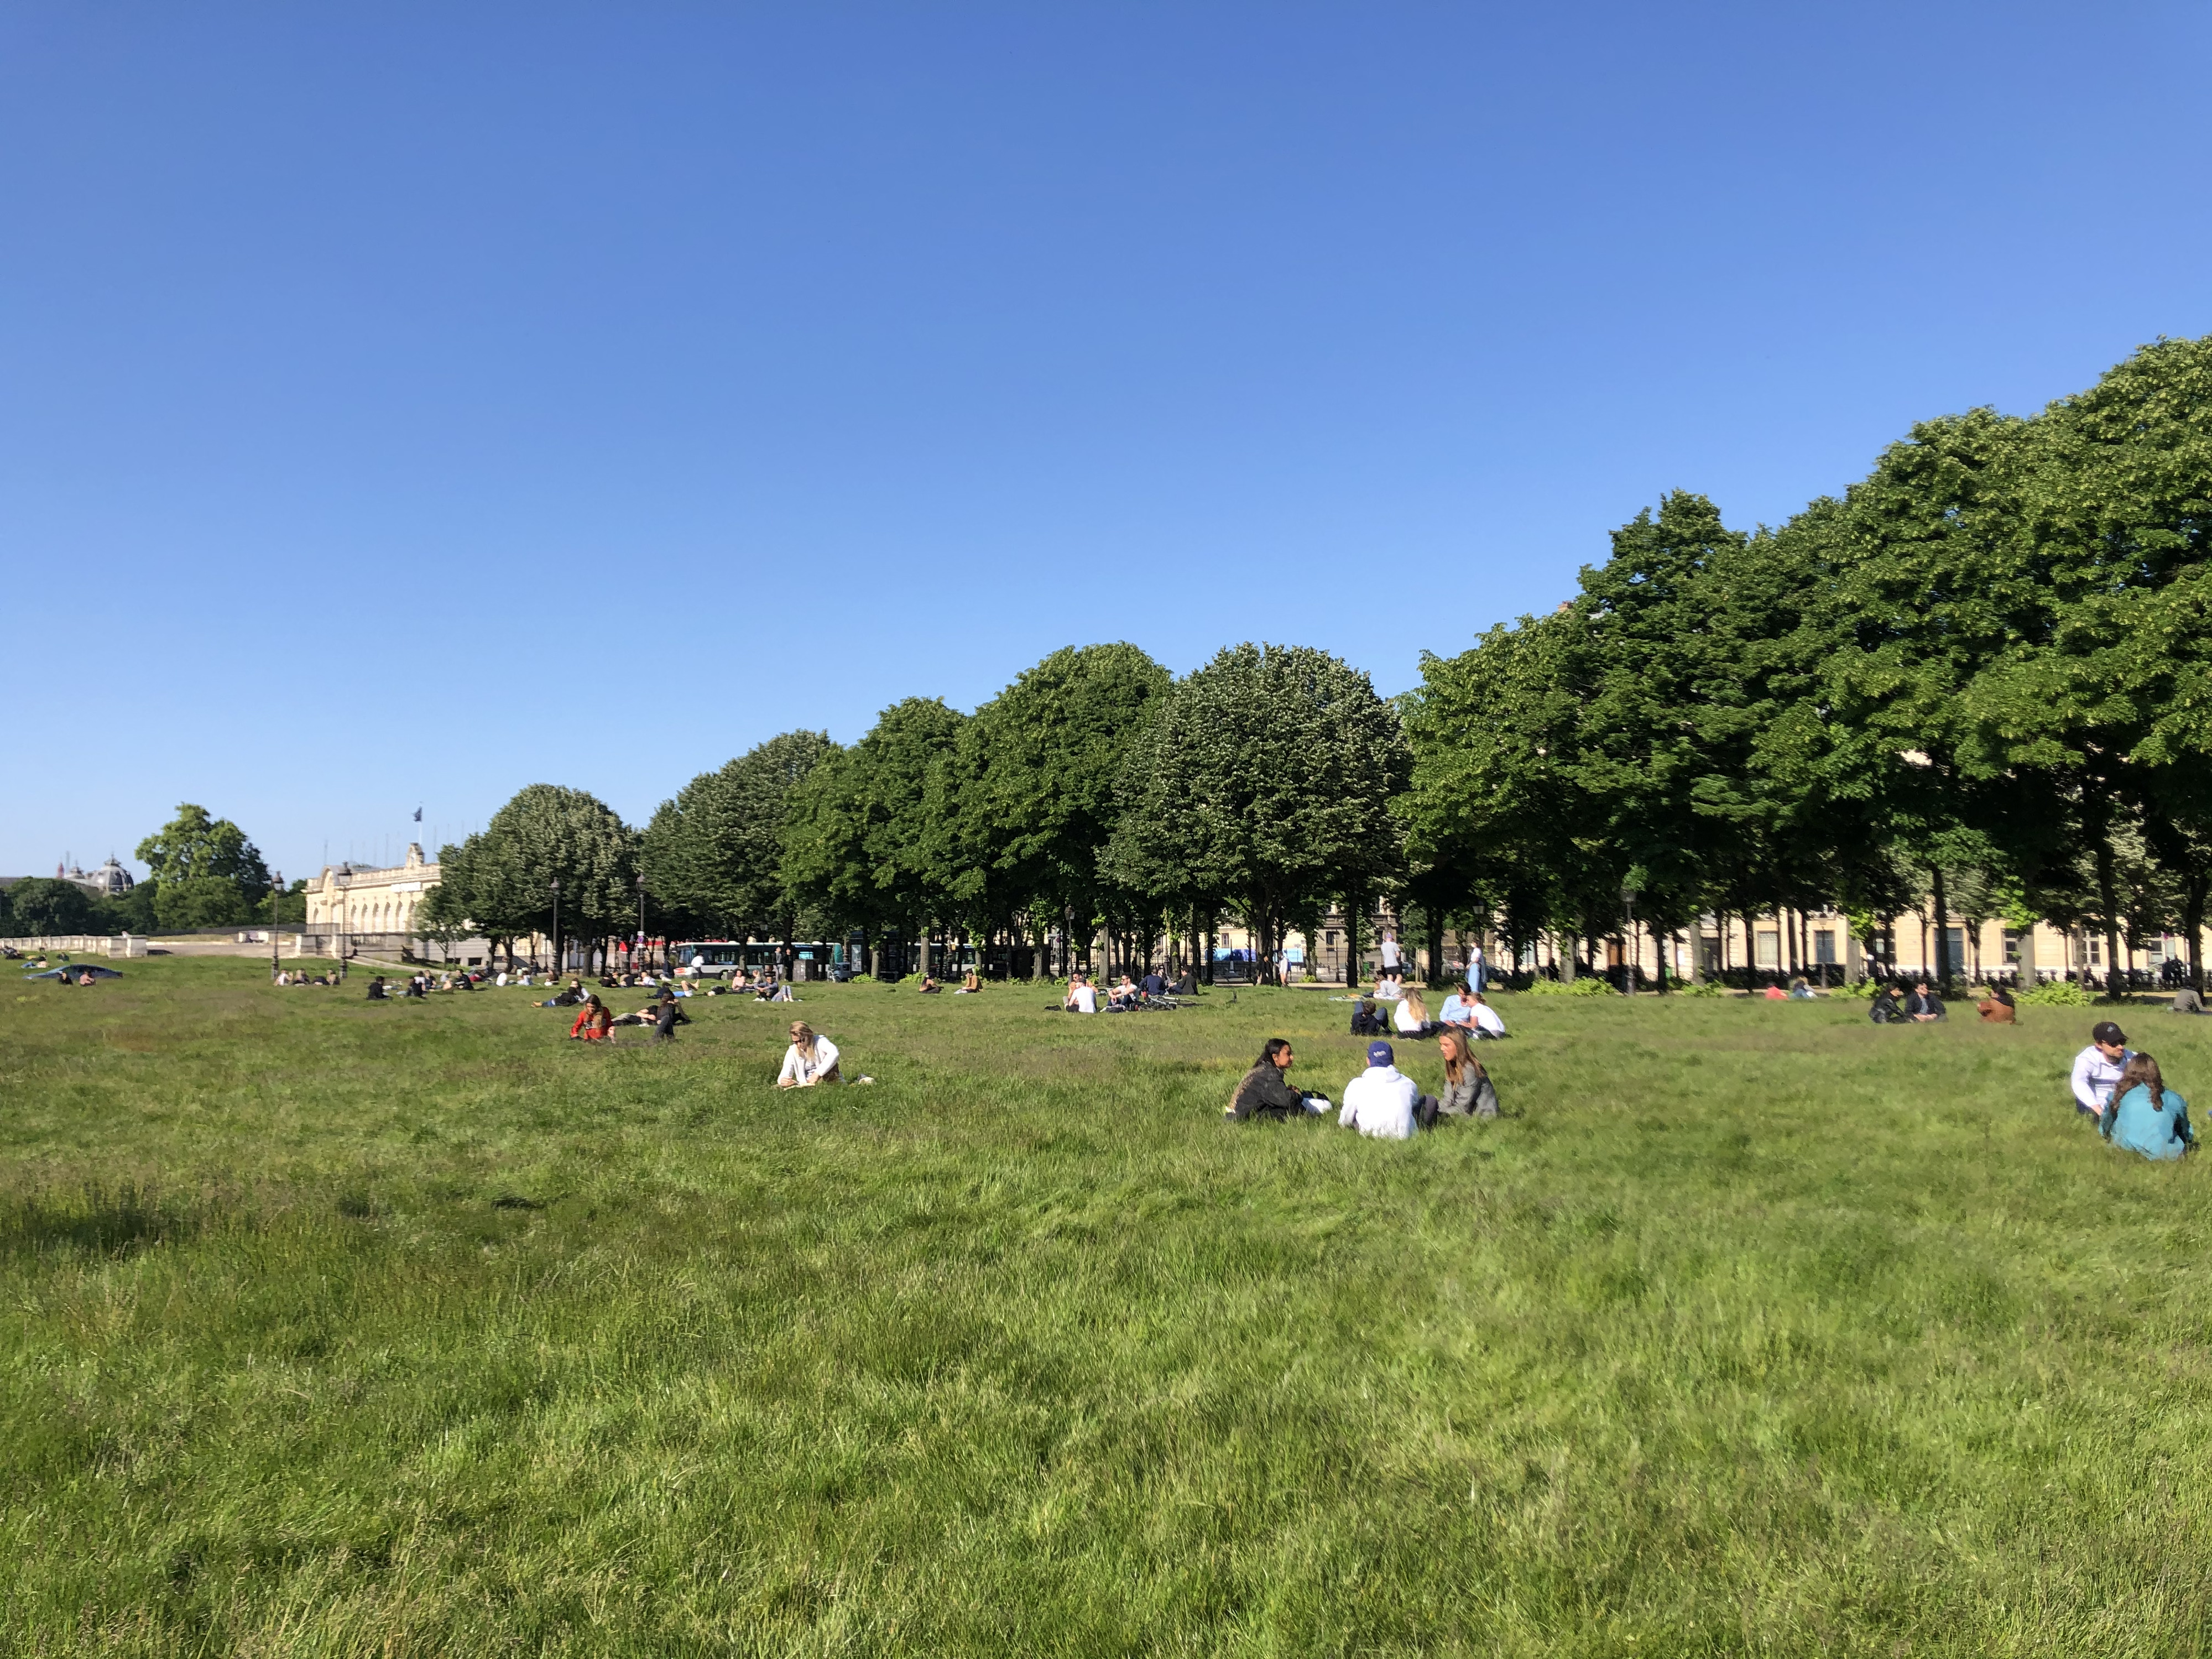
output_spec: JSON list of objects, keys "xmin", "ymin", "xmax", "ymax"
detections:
[{"xmin": 5, "ymin": 959, "xmax": 2211, "ymax": 1656}]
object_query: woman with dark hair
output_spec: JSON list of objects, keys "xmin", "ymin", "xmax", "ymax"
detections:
[
  {"xmin": 1227, "ymin": 1038, "xmax": 1322, "ymax": 1122},
  {"xmin": 1977, "ymin": 981, "xmax": 2017, "ymax": 1024},
  {"xmin": 1433, "ymin": 1028, "xmax": 1499, "ymax": 1120},
  {"xmin": 567, "ymin": 993, "xmax": 612, "ymax": 1041},
  {"xmin": 2101, "ymin": 1052, "xmax": 2194, "ymax": 1160}
]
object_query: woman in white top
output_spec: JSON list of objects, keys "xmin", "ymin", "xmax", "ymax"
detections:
[
  {"xmin": 776, "ymin": 1021, "xmax": 842, "ymax": 1087},
  {"xmin": 1392, "ymin": 988, "xmax": 1434, "ymax": 1036},
  {"xmin": 1467, "ymin": 994, "xmax": 1506, "ymax": 1039}
]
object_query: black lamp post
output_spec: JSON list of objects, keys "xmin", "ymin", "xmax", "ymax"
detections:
[
  {"xmin": 270, "ymin": 869, "xmax": 281, "ymax": 981},
  {"xmin": 635, "ymin": 874, "xmax": 646, "ymax": 972},
  {"xmin": 548, "ymin": 877, "xmax": 561, "ymax": 976}
]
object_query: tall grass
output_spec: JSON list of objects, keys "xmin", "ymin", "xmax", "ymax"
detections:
[{"xmin": 3, "ymin": 959, "xmax": 2210, "ymax": 1655}]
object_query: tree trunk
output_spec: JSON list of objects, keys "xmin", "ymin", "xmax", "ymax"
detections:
[
  {"xmin": 2093, "ymin": 830, "xmax": 2125, "ymax": 1000},
  {"xmin": 1344, "ymin": 898, "xmax": 1362, "ymax": 989},
  {"xmin": 2186, "ymin": 874, "xmax": 2208, "ymax": 997},
  {"xmin": 1558, "ymin": 930, "xmax": 1577, "ymax": 982},
  {"xmin": 1930, "ymin": 866, "xmax": 1951, "ymax": 993}
]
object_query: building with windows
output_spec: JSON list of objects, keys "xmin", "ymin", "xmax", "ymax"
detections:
[{"xmin": 303, "ymin": 844, "xmax": 440, "ymax": 952}]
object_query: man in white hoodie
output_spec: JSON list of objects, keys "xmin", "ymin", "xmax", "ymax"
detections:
[{"xmin": 1339, "ymin": 1040, "xmax": 1435, "ymax": 1139}]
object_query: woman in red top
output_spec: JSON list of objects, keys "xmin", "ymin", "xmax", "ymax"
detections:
[{"xmin": 568, "ymin": 994, "xmax": 612, "ymax": 1041}]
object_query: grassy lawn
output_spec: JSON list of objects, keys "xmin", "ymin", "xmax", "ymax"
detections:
[{"xmin": 4, "ymin": 959, "xmax": 2211, "ymax": 1656}]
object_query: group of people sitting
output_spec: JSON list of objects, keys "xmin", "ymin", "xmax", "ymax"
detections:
[
  {"xmin": 1228, "ymin": 1034, "xmax": 1499, "ymax": 1136},
  {"xmin": 1060, "ymin": 970, "xmax": 1183, "ymax": 1013},
  {"xmin": 2071, "ymin": 1019, "xmax": 2195, "ymax": 1160},
  {"xmin": 1348, "ymin": 983, "xmax": 1505, "ymax": 1041},
  {"xmin": 1867, "ymin": 981, "xmax": 1954, "ymax": 1023}
]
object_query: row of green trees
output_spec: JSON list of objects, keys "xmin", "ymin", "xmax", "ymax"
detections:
[
  {"xmin": 1398, "ymin": 336, "xmax": 2212, "ymax": 993},
  {"xmin": 2, "ymin": 805, "xmax": 305, "ymax": 938},
  {"xmin": 420, "ymin": 643, "xmax": 1413, "ymax": 978}
]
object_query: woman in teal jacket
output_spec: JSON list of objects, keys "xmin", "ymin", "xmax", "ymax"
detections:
[{"xmin": 2101, "ymin": 1053, "xmax": 2195, "ymax": 1161}]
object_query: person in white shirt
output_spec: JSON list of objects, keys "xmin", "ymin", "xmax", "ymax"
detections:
[
  {"xmin": 1392, "ymin": 988, "xmax": 1437, "ymax": 1036},
  {"xmin": 1467, "ymin": 993, "xmax": 1506, "ymax": 1040},
  {"xmin": 1063, "ymin": 974, "xmax": 1098, "ymax": 1014},
  {"xmin": 1339, "ymin": 1040, "xmax": 1434, "ymax": 1139},
  {"xmin": 2069, "ymin": 1020, "xmax": 2132, "ymax": 1119},
  {"xmin": 776, "ymin": 1021, "xmax": 842, "ymax": 1087},
  {"xmin": 1467, "ymin": 943, "xmax": 1486, "ymax": 993},
  {"xmin": 1380, "ymin": 932, "xmax": 1402, "ymax": 973}
]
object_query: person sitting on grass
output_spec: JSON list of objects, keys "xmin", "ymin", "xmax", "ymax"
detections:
[
  {"xmin": 1978, "ymin": 982, "xmax": 2017, "ymax": 1024},
  {"xmin": 366, "ymin": 975, "xmax": 389, "ymax": 1001},
  {"xmin": 776, "ymin": 1021, "xmax": 842, "ymax": 1087},
  {"xmin": 1338, "ymin": 1040, "xmax": 1435, "ymax": 1140},
  {"xmin": 1465, "ymin": 993, "xmax": 1506, "ymax": 1040},
  {"xmin": 1905, "ymin": 981, "xmax": 1946, "ymax": 1021},
  {"xmin": 1141, "ymin": 968, "xmax": 1167, "ymax": 999},
  {"xmin": 1349, "ymin": 997, "xmax": 1387, "ymax": 1037},
  {"xmin": 2070, "ymin": 1020, "xmax": 2132, "ymax": 1121},
  {"xmin": 2100, "ymin": 1051, "xmax": 2194, "ymax": 1160},
  {"xmin": 1438, "ymin": 982, "xmax": 1477, "ymax": 1029},
  {"xmin": 1392, "ymin": 987, "xmax": 1439, "ymax": 1038},
  {"xmin": 1063, "ymin": 974, "xmax": 1098, "ymax": 1014},
  {"xmin": 1108, "ymin": 975, "xmax": 1141, "ymax": 1010},
  {"xmin": 568, "ymin": 994, "xmax": 613, "ymax": 1042},
  {"xmin": 1226, "ymin": 1037, "xmax": 1326, "ymax": 1122},
  {"xmin": 1787, "ymin": 975, "xmax": 1817, "ymax": 1000},
  {"xmin": 1869, "ymin": 984, "xmax": 1902, "ymax": 1023},
  {"xmin": 919, "ymin": 975, "xmax": 943, "ymax": 994},
  {"xmin": 1434, "ymin": 1027, "xmax": 1499, "ymax": 1120},
  {"xmin": 651, "ymin": 989, "xmax": 689, "ymax": 1044},
  {"xmin": 957, "ymin": 969, "xmax": 982, "ymax": 993}
]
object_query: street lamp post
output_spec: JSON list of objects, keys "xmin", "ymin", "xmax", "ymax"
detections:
[
  {"xmin": 335, "ymin": 867, "xmax": 351, "ymax": 982},
  {"xmin": 635, "ymin": 874, "xmax": 646, "ymax": 973},
  {"xmin": 270, "ymin": 870, "xmax": 281, "ymax": 982},
  {"xmin": 548, "ymin": 877, "xmax": 561, "ymax": 977}
]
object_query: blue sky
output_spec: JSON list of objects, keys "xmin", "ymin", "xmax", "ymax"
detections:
[{"xmin": 6, "ymin": 2, "xmax": 2208, "ymax": 882}]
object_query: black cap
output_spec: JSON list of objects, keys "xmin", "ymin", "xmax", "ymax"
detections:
[{"xmin": 2093, "ymin": 1020, "xmax": 2127, "ymax": 1047}]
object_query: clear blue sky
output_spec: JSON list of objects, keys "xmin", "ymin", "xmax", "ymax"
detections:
[{"xmin": 7, "ymin": 2, "xmax": 2208, "ymax": 882}]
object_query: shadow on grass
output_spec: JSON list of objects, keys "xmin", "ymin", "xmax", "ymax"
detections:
[{"xmin": 0, "ymin": 1181, "xmax": 204, "ymax": 1259}]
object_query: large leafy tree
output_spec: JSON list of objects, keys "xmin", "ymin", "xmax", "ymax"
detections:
[
  {"xmin": 1104, "ymin": 644, "xmax": 1410, "ymax": 984},
  {"xmin": 953, "ymin": 644, "xmax": 1172, "ymax": 972},
  {"xmin": 134, "ymin": 803, "xmax": 270, "ymax": 931},
  {"xmin": 451, "ymin": 786, "xmax": 639, "ymax": 968},
  {"xmin": 782, "ymin": 699, "xmax": 966, "ymax": 964},
  {"xmin": 5, "ymin": 878, "xmax": 97, "ymax": 936},
  {"xmin": 645, "ymin": 731, "xmax": 837, "ymax": 945}
]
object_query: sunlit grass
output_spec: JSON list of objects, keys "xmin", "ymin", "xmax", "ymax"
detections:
[{"xmin": 4, "ymin": 958, "xmax": 2210, "ymax": 1655}]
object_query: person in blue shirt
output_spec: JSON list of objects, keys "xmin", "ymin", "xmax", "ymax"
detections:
[{"xmin": 2101, "ymin": 1052, "xmax": 2195, "ymax": 1161}]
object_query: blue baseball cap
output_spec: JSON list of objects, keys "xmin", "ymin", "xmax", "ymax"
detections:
[{"xmin": 1366, "ymin": 1040, "xmax": 1394, "ymax": 1067}]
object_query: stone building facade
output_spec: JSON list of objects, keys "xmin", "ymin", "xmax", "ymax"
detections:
[{"xmin": 303, "ymin": 844, "xmax": 440, "ymax": 952}]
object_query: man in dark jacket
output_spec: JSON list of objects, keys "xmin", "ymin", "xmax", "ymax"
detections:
[
  {"xmin": 651, "ymin": 989, "xmax": 690, "ymax": 1044},
  {"xmin": 1227, "ymin": 1039, "xmax": 1319, "ymax": 1122},
  {"xmin": 1349, "ymin": 998, "xmax": 1387, "ymax": 1037}
]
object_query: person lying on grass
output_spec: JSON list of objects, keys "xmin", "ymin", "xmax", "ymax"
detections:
[
  {"xmin": 1339, "ymin": 1040, "xmax": 1437, "ymax": 1140},
  {"xmin": 1434, "ymin": 1027, "xmax": 1499, "ymax": 1120},
  {"xmin": 778, "ymin": 1021, "xmax": 842, "ymax": 1087},
  {"xmin": 1225, "ymin": 1038, "xmax": 1328, "ymax": 1122},
  {"xmin": 2070, "ymin": 1021, "xmax": 2132, "ymax": 1121},
  {"xmin": 2100, "ymin": 1051, "xmax": 2195, "ymax": 1160}
]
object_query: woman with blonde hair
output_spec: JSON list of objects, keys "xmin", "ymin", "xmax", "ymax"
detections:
[
  {"xmin": 1434, "ymin": 1027, "xmax": 1499, "ymax": 1119},
  {"xmin": 2101, "ymin": 1051, "xmax": 2194, "ymax": 1160},
  {"xmin": 776, "ymin": 1021, "xmax": 843, "ymax": 1088},
  {"xmin": 1392, "ymin": 987, "xmax": 1438, "ymax": 1037}
]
